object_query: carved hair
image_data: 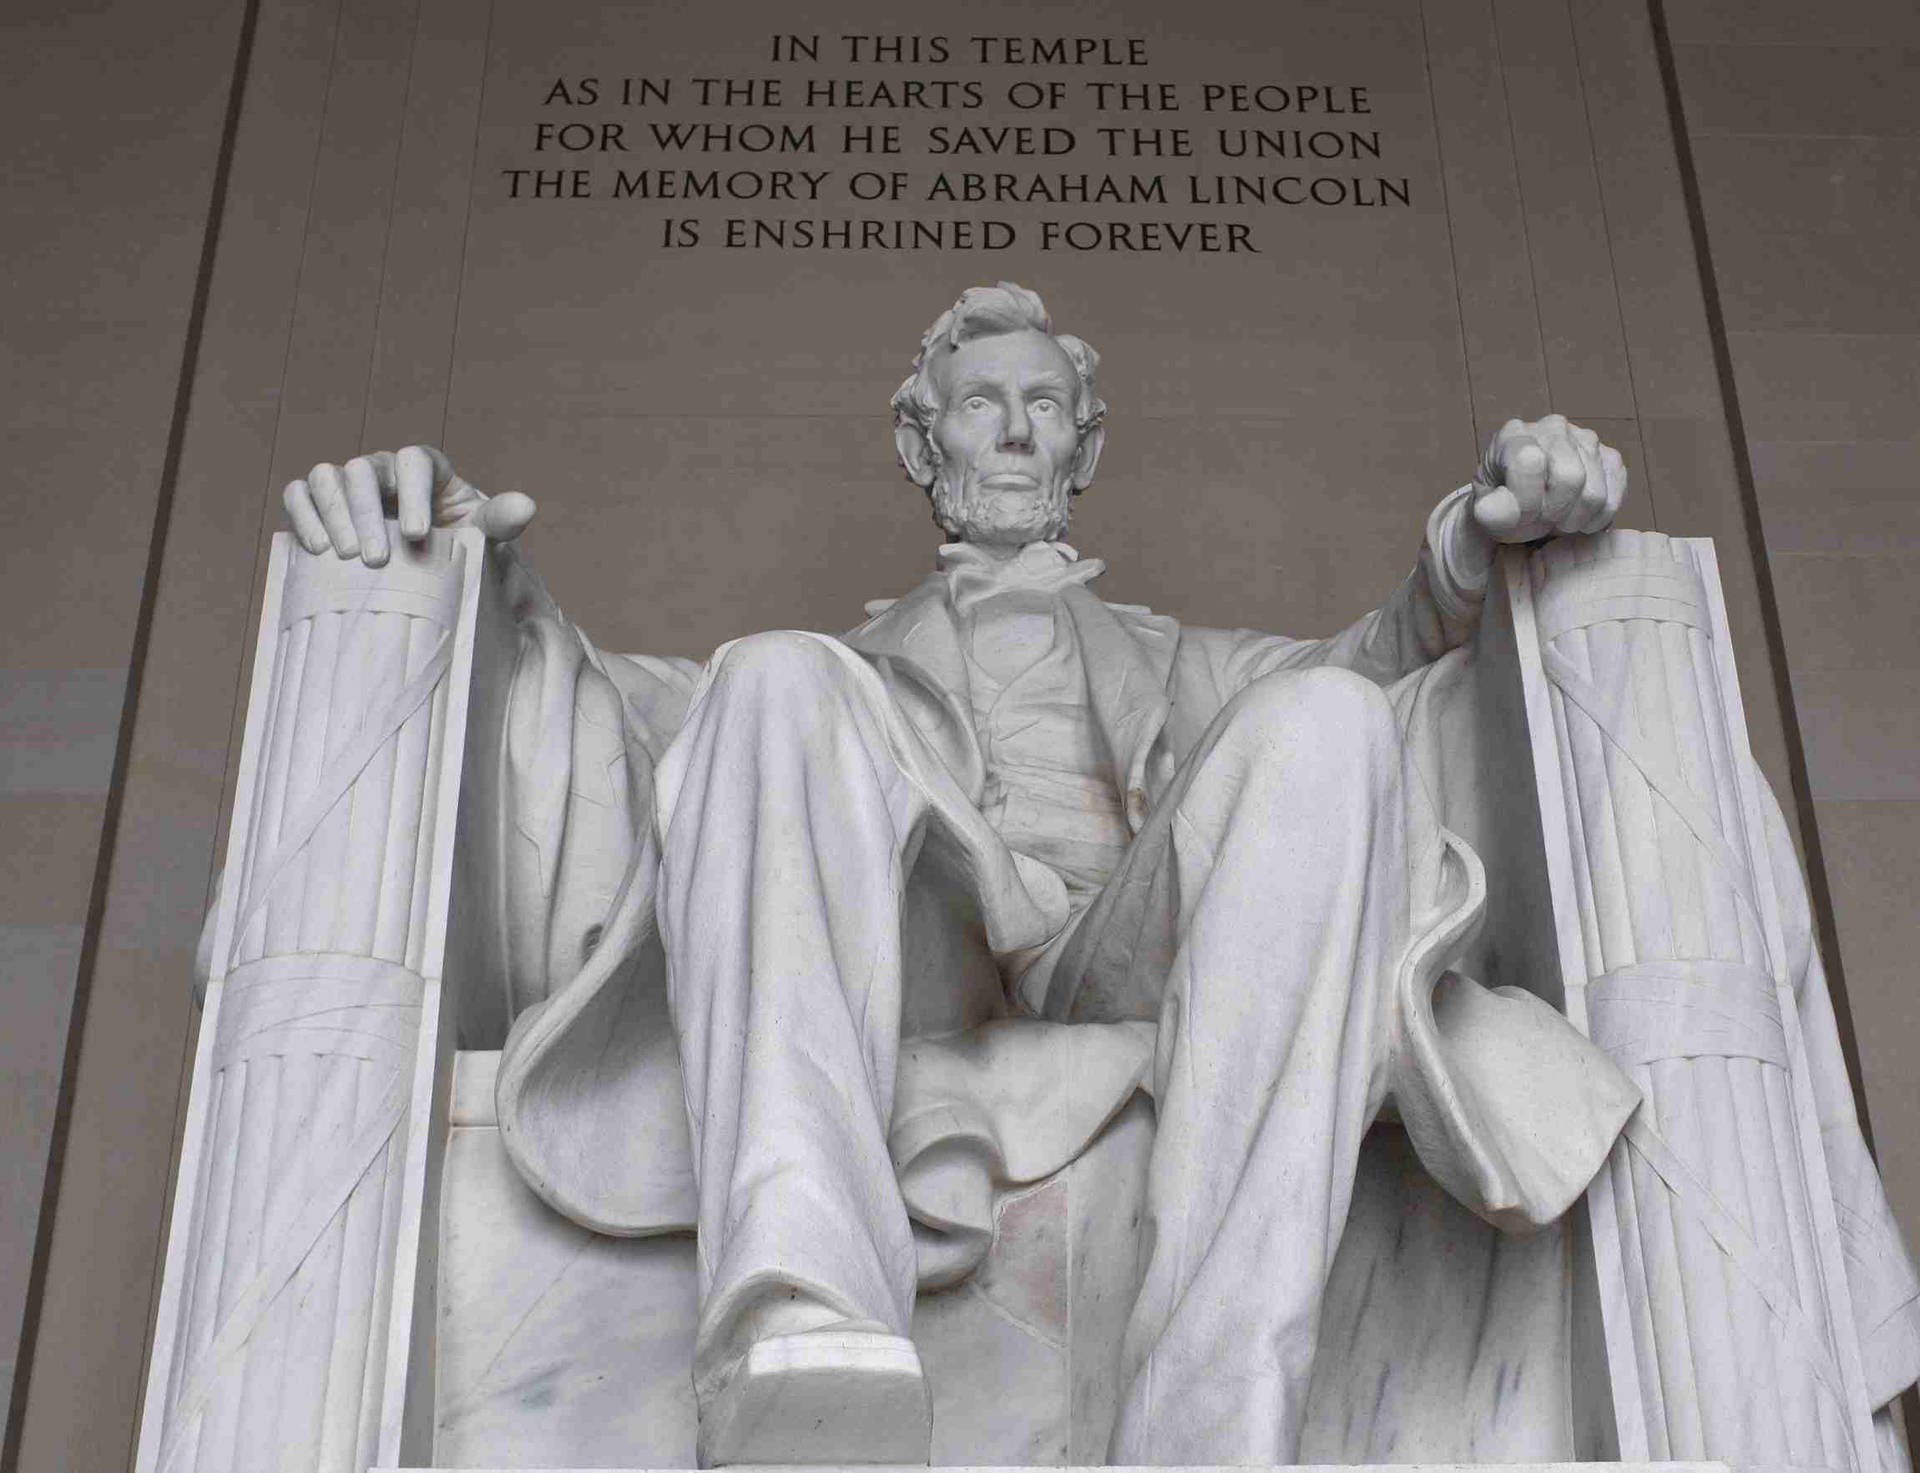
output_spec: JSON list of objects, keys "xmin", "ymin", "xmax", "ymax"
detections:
[{"xmin": 890, "ymin": 283, "xmax": 1107, "ymax": 446}]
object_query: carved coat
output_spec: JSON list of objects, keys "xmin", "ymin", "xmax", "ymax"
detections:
[{"xmin": 491, "ymin": 494, "xmax": 1635, "ymax": 1275}]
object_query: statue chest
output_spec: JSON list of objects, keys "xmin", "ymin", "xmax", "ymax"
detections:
[{"xmin": 964, "ymin": 593, "xmax": 1131, "ymax": 897}]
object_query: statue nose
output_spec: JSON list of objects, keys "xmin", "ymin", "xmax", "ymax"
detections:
[{"xmin": 1001, "ymin": 405, "xmax": 1034, "ymax": 449}]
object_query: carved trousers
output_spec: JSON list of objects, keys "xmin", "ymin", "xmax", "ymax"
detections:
[{"xmin": 655, "ymin": 629, "xmax": 1419, "ymax": 1463}]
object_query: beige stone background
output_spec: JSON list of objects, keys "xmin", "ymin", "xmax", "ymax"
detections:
[{"xmin": 2, "ymin": 0, "xmax": 1915, "ymax": 1468}]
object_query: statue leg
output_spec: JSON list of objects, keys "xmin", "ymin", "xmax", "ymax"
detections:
[
  {"xmin": 653, "ymin": 631, "xmax": 937, "ymax": 1464},
  {"xmin": 1088, "ymin": 666, "xmax": 1423, "ymax": 1464}
]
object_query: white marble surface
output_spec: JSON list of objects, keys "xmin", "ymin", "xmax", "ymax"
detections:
[
  {"xmin": 438, "ymin": 1053, "xmax": 1614, "ymax": 1469},
  {"xmin": 135, "ymin": 531, "xmax": 495, "ymax": 1473},
  {"xmin": 1504, "ymin": 535, "xmax": 1894, "ymax": 1470},
  {"xmin": 436, "ymin": 1054, "xmax": 1156, "ymax": 1470},
  {"xmin": 479, "ymin": 294, "xmax": 1638, "ymax": 1462}
]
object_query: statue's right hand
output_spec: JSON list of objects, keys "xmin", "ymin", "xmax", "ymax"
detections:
[{"xmin": 281, "ymin": 445, "xmax": 537, "ymax": 566}]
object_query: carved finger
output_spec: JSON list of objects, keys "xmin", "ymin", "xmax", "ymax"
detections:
[
  {"xmin": 308, "ymin": 463, "xmax": 359, "ymax": 558},
  {"xmin": 394, "ymin": 445, "xmax": 435, "ymax": 539},
  {"xmin": 343, "ymin": 456, "xmax": 390, "ymax": 566},
  {"xmin": 1473, "ymin": 485, "xmax": 1525, "ymax": 538},
  {"xmin": 1596, "ymin": 446, "xmax": 1628, "ymax": 531},
  {"xmin": 282, "ymin": 480, "xmax": 329, "ymax": 554},
  {"xmin": 475, "ymin": 491, "xmax": 537, "ymax": 543},
  {"xmin": 1570, "ymin": 436, "xmax": 1609, "ymax": 532},
  {"xmin": 1503, "ymin": 436, "xmax": 1550, "ymax": 500},
  {"xmin": 1543, "ymin": 437, "xmax": 1587, "ymax": 523},
  {"xmin": 1481, "ymin": 419, "xmax": 1526, "ymax": 486}
]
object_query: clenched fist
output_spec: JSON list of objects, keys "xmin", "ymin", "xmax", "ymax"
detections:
[
  {"xmin": 1470, "ymin": 415, "xmax": 1626, "ymax": 544},
  {"xmin": 282, "ymin": 445, "xmax": 536, "ymax": 566}
]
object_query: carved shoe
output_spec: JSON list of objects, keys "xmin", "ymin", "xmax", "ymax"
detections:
[{"xmin": 696, "ymin": 1328, "xmax": 932, "ymax": 1467}]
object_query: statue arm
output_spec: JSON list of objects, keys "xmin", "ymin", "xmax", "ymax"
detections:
[
  {"xmin": 1206, "ymin": 416, "xmax": 1631, "ymax": 695},
  {"xmin": 494, "ymin": 548, "xmax": 699, "ymax": 1017},
  {"xmin": 1290, "ymin": 484, "xmax": 1490, "ymax": 683}
]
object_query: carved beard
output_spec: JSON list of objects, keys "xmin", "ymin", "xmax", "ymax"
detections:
[{"xmin": 928, "ymin": 464, "xmax": 1074, "ymax": 546}]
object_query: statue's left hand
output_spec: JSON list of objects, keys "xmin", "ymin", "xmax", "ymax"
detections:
[{"xmin": 1471, "ymin": 415, "xmax": 1627, "ymax": 543}]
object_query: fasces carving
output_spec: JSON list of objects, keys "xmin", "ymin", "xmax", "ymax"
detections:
[
  {"xmin": 1508, "ymin": 533, "xmax": 1905, "ymax": 1472},
  {"xmin": 136, "ymin": 286, "xmax": 1919, "ymax": 1473},
  {"xmin": 137, "ymin": 538, "xmax": 487, "ymax": 1473}
]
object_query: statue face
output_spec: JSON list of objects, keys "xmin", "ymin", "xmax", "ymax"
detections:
[{"xmin": 926, "ymin": 330, "xmax": 1089, "ymax": 547}]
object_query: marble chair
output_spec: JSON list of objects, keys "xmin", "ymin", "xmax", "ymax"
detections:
[{"xmin": 132, "ymin": 529, "xmax": 1916, "ymax": 1473}]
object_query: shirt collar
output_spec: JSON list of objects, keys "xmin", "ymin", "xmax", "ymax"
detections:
[{"xmin": 938, "ymin": 541, "xmax": 1106, "ymax": 613}]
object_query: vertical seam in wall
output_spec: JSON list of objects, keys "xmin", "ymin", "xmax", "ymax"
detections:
[
  {"xmin": 1564, "ymin": 0, "xmax": 1654, "ymax": 528},
  {"xmin": 1642, "ymin": 0, "xmax": 1877, "ymax": 1150},
  {"xmin": 0, "ymin": 0, "xmax": 265, "ymax": 1467},
  {"xmin": 1488, "ymin": 0, "xmax": 1556, "ymax": 411},
  {"xmin": 250, "ymin": 0, "xmax": 353, "ymax": 580},
  {"xmin": 1415, "ymin": 0, "xmax": 1482, "ymax": 460},
  {"xmin": 436, "ymin": 0, "xmax": 500, "ymax": 450},
  {"xmin": 357, "ymin": 0, "xmax": 430, "ymax": 449}
]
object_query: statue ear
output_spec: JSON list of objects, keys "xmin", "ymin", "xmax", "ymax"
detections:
[
  {"xmin": 1071, "ymin": 422, "xmax": 1106, "ymax": 492},
  {"xmin": 895, "ymin": 420, "xmax": 938, "ymax": 489}
]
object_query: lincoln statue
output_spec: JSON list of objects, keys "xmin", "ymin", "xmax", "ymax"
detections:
[{"xmin": 277, "ymin": 283, "xmax": 1646, "ymax": 1466}]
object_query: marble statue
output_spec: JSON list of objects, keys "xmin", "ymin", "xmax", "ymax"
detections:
[
  {"xmin": 277, "ymin": 282, "xmax": 1646, "ymax": 1465},
  {"xmin": 139, "ymin": 284, "xmax": 1920, "ymax": 1473}
]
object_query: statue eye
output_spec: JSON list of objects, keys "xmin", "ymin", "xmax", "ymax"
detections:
[
  {"xmin": 1032, "ymin": 398, "xmax": 1058, "ymax": 416},
  {"xmin": 963, "ymin": 396, "xmax": 991, "ymax": 413}
]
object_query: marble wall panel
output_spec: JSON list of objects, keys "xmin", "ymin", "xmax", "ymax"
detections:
[
  {"xmin": 1490, "ymin": 0, "xmax": 1638, "ymax": 421},
  {"xmin": 1418, "ymin": 0, "xmax": 1550, "ymax": 441},
  {"xmin": 0, "ymin": 0, "xmax": 245, "ymax": 1457},
  {"xmin": 0, "ymin": 922, "xmax": 86, "ymax": 1432},
  {"xmin": 1674, "ymin": 42, "xmax": 1920, "ymax": 140},
  {"xmin": 1663, "ymin": 0, "xmax": 1920, "ymax": 46}
]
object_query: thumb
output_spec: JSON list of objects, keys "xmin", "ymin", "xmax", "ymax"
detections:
[{"xmin": 475, "ymin": 491, "xmax": 537, "ymax": 542}]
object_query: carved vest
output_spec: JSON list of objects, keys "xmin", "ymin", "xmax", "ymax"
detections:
[{"xmin": 962, "ymin": 587, "xmax": 1132, "ymax": 902}]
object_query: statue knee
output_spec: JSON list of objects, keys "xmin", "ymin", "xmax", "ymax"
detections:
[
  {"xmin": 1226, "ymin": 666, "xmax": 1399, "ymax": 768},
  {"xmin": 710, "ymin": 630, "xmax": 852, "ymax": 712}
]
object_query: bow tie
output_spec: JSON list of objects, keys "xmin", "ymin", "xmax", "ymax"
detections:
[{"xmin": 938, "ymin": 541, "xmax": 1107, "ymax": 614}]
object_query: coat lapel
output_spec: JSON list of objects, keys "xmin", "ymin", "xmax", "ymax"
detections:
[
  {"xmin": 843, "ymin": 575, "xmax": 986, "ymax": 798},
  {"xmin": 845, "ymin": 574, "xmax": 970, "ymax": 697},
  {"xmin": 1058, "ymin": 588, "xmax": 1179, "ymax": 830}
]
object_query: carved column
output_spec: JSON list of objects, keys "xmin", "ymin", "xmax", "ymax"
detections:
[
  {"xmin": 1507, "ymin": 531, "xmax": 1877, "ymax": 1470},
  {"xmin": 136, "ymin": 531, "xmax": 497, "ymax": 1473}
]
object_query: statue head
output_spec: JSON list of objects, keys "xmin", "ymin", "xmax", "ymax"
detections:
[{"xmin": 891, "ymin": 283, "xmax": 1107, "ymax": 550}]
